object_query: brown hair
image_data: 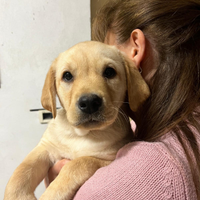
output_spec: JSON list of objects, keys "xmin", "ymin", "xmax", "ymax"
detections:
[{"xmin": 92, "ymin": 0, "xmax": 200, "ymax": 197}]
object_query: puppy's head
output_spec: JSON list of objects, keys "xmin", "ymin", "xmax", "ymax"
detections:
[{"xmin": 41, "ymin": 41, "xmax": 150, "ymax": 132}]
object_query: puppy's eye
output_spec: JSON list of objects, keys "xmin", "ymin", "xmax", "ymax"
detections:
[
  {"xmin": 63, "ymin": 71, "xmax": 73, "ymax": 82},
  {"xmin": 103, "ymin": 67, "xmax": 116, "ymax": 79}
]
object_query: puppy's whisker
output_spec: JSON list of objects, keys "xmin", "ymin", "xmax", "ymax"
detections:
[
  {"xmin": 118, "ymin": 108, "xmax": 130, "ymax": 123},
  {"xmin": 111, "ymin": 106, "xmax": 129, "ymax": 121},
  {"xmin": 111, "ymin": 106, "xmax": 129, "ymax": 126},
  {"xmin": 113, "ymin": 101, "xmax": 130, "ymax": 105}
]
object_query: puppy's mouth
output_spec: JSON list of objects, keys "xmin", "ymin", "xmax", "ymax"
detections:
[{"xmin": 75, "ymin": 114, "xmax": 106, "ymax": 128}]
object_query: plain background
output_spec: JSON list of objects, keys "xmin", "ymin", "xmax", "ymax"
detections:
[{"xmin": 0, "ymin": 0, "xmax": 90, "ymax": 198}]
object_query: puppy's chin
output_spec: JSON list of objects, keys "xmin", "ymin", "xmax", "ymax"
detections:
[
  {"xmin": 73, "ymin": 120, "xmax": 112, "ymax": 136},
  {"xmin": 75, "ymin": 120, "xmax": 113, "ymax": 131}
]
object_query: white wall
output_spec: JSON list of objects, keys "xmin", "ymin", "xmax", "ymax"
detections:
[{"xmin": 0, "ymin": 0, "xmax": 91, "ymax": 198}]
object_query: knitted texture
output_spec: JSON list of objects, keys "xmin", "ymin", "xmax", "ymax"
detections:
[{"xmin": 74, "ymin": 131, "xmax": 198, "ymax": 200}]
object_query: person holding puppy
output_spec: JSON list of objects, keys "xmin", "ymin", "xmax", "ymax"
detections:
[{"xmin": 46, "ymin": 0, "xmax": 200, "ymax": 199}]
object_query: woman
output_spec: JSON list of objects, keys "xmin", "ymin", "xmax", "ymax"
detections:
[{"xmin": 46, "ymin": 0, "xmax": 200, "ymax": 199}]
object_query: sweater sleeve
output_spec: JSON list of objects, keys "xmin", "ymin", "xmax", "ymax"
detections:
[{"xmin": 73, "ymin": 141, "xmax": 191, "ymax": 200}]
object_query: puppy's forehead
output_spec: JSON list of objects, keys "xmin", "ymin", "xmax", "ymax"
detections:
[{"xmin": 59, "ymin": 41, "xmax": 122, "ymax": 65}]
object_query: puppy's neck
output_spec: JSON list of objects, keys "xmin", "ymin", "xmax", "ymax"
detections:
[{"xmin": 74, "ymin": 128, "xmax": 90, "ymax": 136}]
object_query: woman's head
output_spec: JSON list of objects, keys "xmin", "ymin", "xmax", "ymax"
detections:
[{"xmin": 93, "ymin": 0, "xmax": 200, "ymax": 124}]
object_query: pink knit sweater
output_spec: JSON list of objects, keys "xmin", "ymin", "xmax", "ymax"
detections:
[{"xmin": 74, "ymin": 128, "xmax": 199, "ymax": 199}]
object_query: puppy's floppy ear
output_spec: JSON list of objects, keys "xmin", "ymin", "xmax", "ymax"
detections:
[
  {"xmin": 121, "ymin": 53, "xmax": 150, "ymax": 112},
  {"xmin": 41, "ymin": 59, "xmax": 57, "ymax": 118}
]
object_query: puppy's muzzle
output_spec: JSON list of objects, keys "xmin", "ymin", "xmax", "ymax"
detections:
[{"xmin": 78, "ymin": 94, "xmax": 103, "ymax": 114}]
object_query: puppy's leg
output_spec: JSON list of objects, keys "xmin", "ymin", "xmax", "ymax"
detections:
[
  {"xmin": 40, "ymin": 156, "xmax": 111, "ymax": 200},
  {"xmin": 4, "ymin": 145, "xmax": 51, "ymax": 200}
]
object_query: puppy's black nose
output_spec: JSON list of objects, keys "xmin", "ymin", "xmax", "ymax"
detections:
[{"xmin": 78, "ymin": 94, "xmax": 102, "ymax": 114}]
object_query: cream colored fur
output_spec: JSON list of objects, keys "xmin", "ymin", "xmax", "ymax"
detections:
[{"xmin": 4, "ymin": 41, "xmax": 150, "ymax": 200}]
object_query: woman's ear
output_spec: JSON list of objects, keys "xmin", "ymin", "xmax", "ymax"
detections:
[
  {"xmin": 129, "ymin": 29, "xmax": 146, "ymax": 68},
  {"xmin": 41, "ymin": 59, "xmax": 57, "ymax": 118}
]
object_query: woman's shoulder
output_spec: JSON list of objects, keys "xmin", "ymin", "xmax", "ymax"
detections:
[
  {"xmin": 74, "ymin": 133, "xmax": 197, "ymax": 200},
  {"xmin": 115, "ymin": 135, "xmax": 197, "ymax": 199}
]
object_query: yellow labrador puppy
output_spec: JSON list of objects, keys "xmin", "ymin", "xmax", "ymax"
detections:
[{"xmin": 4, "ymin": 41, "xmax": 150, "ymax": 200}]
